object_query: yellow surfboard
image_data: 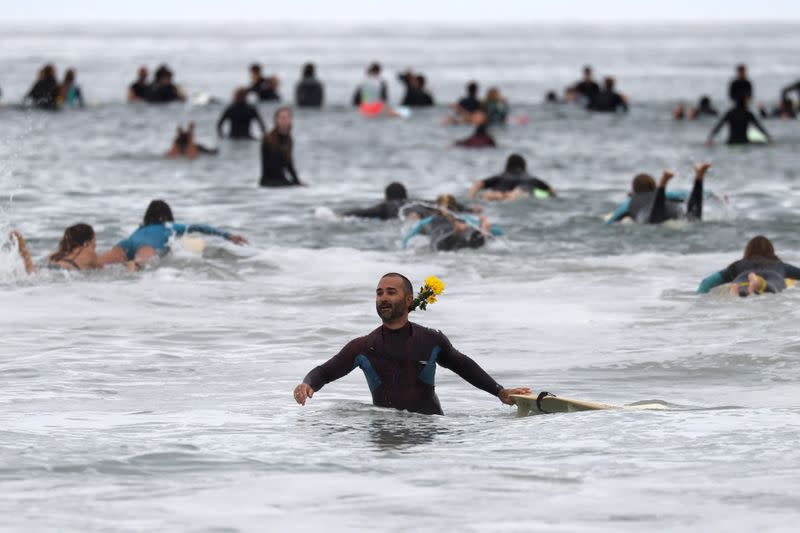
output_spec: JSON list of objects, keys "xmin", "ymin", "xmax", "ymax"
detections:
[{"xmin": 510, "ymin": 392, "xmax": 668, "ymax": 417}]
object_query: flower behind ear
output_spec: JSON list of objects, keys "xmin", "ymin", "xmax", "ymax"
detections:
[{"xmin": 410, "ymin": 276, "xmax": 445, "ymax": 312}]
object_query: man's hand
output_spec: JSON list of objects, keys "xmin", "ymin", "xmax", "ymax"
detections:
[
  {"xmin": 498, "ymin": 387, "xmax": 532, "ymax": 405},
  {"xmin": 293, "ymin": 383, "xmax": 315, "ymax": 406},
  {"xmin": 228, "ymin": 234, "xmax": 248, "ymax": 245}
]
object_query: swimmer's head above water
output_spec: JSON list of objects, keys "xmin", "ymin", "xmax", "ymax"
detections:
[
  {"xmin": 48, "ymin": 223, "xmax": 96, "ymax": 264},
  {"xmin": 143, "ymin": 200, "xmax": 175, "ymax": 226},
  {"xmin": 385, "ymin": 182, "xmax": 408, "ymax": 202},
  {"xmin": 743, "ymin": 235, "xmax": 778, "ymax": 261},
  {"xmin": 505, "ymin": 153, "xmax": 527, "ymax": 174},
  {"xmin": 631, "ymin": 173, "xmax": 657, "ymax": 194}
]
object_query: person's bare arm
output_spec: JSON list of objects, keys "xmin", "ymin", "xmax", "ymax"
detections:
[{"xmin": 10, "ymin": 231, "xmax": 36, "ymax": 273}]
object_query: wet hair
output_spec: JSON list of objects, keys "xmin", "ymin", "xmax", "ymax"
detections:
[
  {"xmin": 234, "ymin": 87, "xmax": 248, "ymax": 102},
  {"xmin": 154, "ymin": 64, "xmax": 172, "ymax": 81},
  {"xmin": 143, "ymin": 200, "xmax": 174, "ymax": 226},
  {"xmin": 381, "ymin": 272, "xmax": 413, "ymax": 297},
  {"xmin": 173, "ymin": 126, "xmax": 189, "ymax": 152},
  {"xmin": 736, "ymin": 64, "xmax": 747, "ymax": 74},
  {"xmin": 265, "ymin": 107, "xmax": 293, "ymax": 151},
  {"xmin": 545, "ymin": 91, "xmax": 558, "ymax": 102},
  {"xmin": 416, "ymin": 75, "xmax": 426, "ymax": 88},
  {"xmin": 436, "ymin": 194, "xmax": 458, "ymax": 210},
  {"xmin": 41, "ymin": 64, "xmax": 56, "ymax": 80},
  {"xmin": 250, "ymin": 63, "xmax": 262, "ymax": 73},
  {"xmin": 604, "ymin": 77, "xmax": 615, "ymax": 90},
  {"xmin": 698, "ymin": 96, "xmax": 712, "ymax": 109},
  {"xmin": 467, "ymin": 81, "xmax": 478, "ymax": 96},
  {"xmin": 505, "ymin": 153, "xmax": 527, "ymax": 173},
  {"xmin": 49, "ymin": 223, "xmax": 94, "ymax": 263},
  {"xmin": 743, "ymin": 235, "xmax": 778, "ymax": 261},
  {"xmin": 63, "ymin": 69, "xmax": 76, "ymax": 85},
  {"xmin": 485, "ymin": 87, "xmax": 500, "ymax": 102},
  {"xmin": 368, "ymin": 62, "xmax": 381, "ymax": 75},
  {"xmin": 302, "ymin": 63, "xmax": 315, "ymax": 78},
  {"xmin": 385, "ymin": 182, "xmax": 408, "ymax": 201},
  {"xmin": 632, "ymin": 173, "xmax": 656, "ymax": 193},
  {"xmin": 137, "ymin": 66, "xmax": 148, "ymax": 79},
  {"xmin": 583, "ymin": 65, "xmax": 593, "ymax": 76}
]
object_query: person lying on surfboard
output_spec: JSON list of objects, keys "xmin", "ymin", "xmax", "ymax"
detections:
[
  {"xmin": 697, "ymin": 235, "xmax": 800, "ymax": 296},
  {"xmin": 97, "ymin": 200, "xmax": 247, "ymax": 271},
  {"xmin": 606, "ymin": 162, "xmax": 711, "ymax": 225},
  {"xmin": 293, "ymin": 273, "xmax": 529, "ymax": 415},
  {"xmin": 468, "ymin": 154, "xmax": 556, "ymax": 201}
]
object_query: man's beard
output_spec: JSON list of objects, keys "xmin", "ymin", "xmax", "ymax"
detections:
[{"xmin": 376, "ymin": 300, "xmax": 405, "ymax": 322}]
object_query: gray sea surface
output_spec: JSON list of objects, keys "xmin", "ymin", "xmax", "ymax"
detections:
[{"xmin": 1, "ymin": 22, "xmax": 800, "ymax": 532}]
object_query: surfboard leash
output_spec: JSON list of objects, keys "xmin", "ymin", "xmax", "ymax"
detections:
[{"xmin": 536, "ymin": 391, "xmax": 555, "ymax": 413}]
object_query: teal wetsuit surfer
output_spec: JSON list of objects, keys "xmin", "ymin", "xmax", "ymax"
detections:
[{"xmin": 97, "ymin": 200, "xmax": 247, "ymax": 269}]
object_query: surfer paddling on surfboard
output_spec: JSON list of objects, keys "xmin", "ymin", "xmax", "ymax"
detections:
[{"xmin": 293, "ymin": 273, "xmax": 530, "ymax": 415}]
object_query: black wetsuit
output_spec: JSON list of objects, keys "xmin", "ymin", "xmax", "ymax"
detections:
[
  {"xmin": 26, "ymin": 77, "xmax": 59, "ymax": 109},
  {"xmin": 341, "ymin": 199, "xmax": 407, "ymax": 220},
  {"xmin": 457, "ymin": 95, "xmax": 481, "ymax": 113},
  {"xmin": 250, "ymin": 77, "xmax": 280, "ymax": 101},
  {"xmin": 424, "ymin": 216, "xmax": 485, "ymax": 251},
  {"xmin": 626, "ymin": 179, "xmax": 704, "ymax": 224},
  {"xmin": 720, "ymin": 258, "xmax": 800, "ymax": 295},
  {"xmin": 482, "ymin": 171, "xmax": 552, "ymax": 194},
  {"xmin": 574, "ymin": 80, "xmax": 600, "ymax": 103},
  {"xmin": 588, "ymin": 90, "xmax": 628, "ymax": 112},
  {"xmin": 129, "ymin": 80, "xmax": 151, "ymax": 101},
  {"xmin": 302, "ymin": 322, "xmax": 503, "ymax": 415},
  {"xmin": 402, "ymin": 89, "xmax": 434, "ymax": 107},
  {"xmin": 295, "ymin": 78, "xmax": 324, "ymax": 107},
  {"xmin": 729, "ymin": 78, "xmax": 753, "ymax": 103},
  {"xmin": 149, "ymin": 83, "xmax": 181, "ymax": 103},
  {"xmin": 709, "ymin": 106, "xmax": 769, "ymax": 144},
  {"xmin": 217, "ymin": 102, "xmax": 265, "ymax": 139},
  {"xmin": 260, "ymin": 134, "xmax": 300, "ymax": 187}
]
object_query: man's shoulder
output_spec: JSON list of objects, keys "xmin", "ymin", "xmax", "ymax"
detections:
[{"xmin": 410, "ymin": 322, "xmax": 448, "ymax": 341}]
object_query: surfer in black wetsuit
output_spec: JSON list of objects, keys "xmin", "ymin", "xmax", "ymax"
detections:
[
  {"xmin": 149, "ymin": 65, "xmax": 186, "ymax": 103},
  {"xmin": 588, "ymin": 77, "xmax": 628, "ymax": 113},
  {"xmin": 295, "ymin": 63, "xmax": 324, "ymax": 108},
  {"xmin": 688, "ymin": 96, "xmax": 719, "ymax": 119},
  {"xmin": 568, "ymin": 65, "xmax": 600, "ymax": 105},
  {"xmin": 729, "ymin": 64, "xmax": 753, "ymax": 104},
  {"xmin": 398, "ymin": 70, "xmax": 434, "ymax": 107},
  {"xmin": 697, "ymin": 235, "xmax": 800, "ymax": 296},
  {"xmin": 606, "ymin": 163, "xmax": 711, "ymax": 224},
  {"xmin": 217, "ymin": 88, "xmax": 266, "ymax": 139},
  {"xmin": 25, "ymin": 64, "xmax": 59, "ymax": 110},
  {"xmin": 706, "ymin": 98, "xmax": 772, "ymax": 145},
  {"xmin": 340, "ymin": 182, "xmax": 408, "ymax": 219},
  {"xmin": 249, "ymin": 63, "xmax": 280, "ymax": 102},
  {"xmin": 469, "ymin": 154, "xmax": 556, "ymax": 201},
  {"xmin": 260, "ymin": 107, "xmax": 302, "ymax": 187},
  {"xmin": 758, "ymin": 97, "xmax": 797, "ymax": 120},
  {"xmin": 128, "ymin": 66, "xmax": 150, "ymax": 102},
  {"xmin": 293, "ymin": 273, "xmax": 530, "ymax": 415}
]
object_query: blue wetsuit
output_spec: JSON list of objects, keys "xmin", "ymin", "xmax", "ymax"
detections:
[{"xmin": 117, "ymin": 222, "xmax": 230, "ymax": 260}]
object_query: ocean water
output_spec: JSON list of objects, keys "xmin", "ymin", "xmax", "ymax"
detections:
[{"xmin": 1, "ymin": 22, "xmax": 800, "ymax": 532}]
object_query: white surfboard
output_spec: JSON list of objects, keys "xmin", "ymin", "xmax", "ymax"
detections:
[{"xmin": 510, "ymin": 392, "xmax": 668, "ymax": 416}]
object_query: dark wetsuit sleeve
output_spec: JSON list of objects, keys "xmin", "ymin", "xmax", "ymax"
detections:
[
  {"xmin": 352, "ymin": 88, "xmax": 361, "ymax": 106},
  {"xmin": 217, "ymin": 107, "xmax": 230, "ymax": 136},
  {"xmin": 436, "ymin": 334, "xmax": 503, "ymax": 396},
  {"xmin": 302, "ymin": 339, "xmax": 363, "ymax": 391},
  {"xmin": 782, "ymin": 262, "xmax": 800, "ymax": 280},
  {"xmin": 253, "ymin": 108, "xmax": 266, "ymax": 134},
  {"xmin": 285, "ymin": 157, "xmax": 300, "ymax": 185},
  {"xmin": 708, "ymin": 111, "xmax": 730, "ymax": 140},
  {"xmin": 342, "ymin": 203, "xmax": 389, "ymax": 219}
]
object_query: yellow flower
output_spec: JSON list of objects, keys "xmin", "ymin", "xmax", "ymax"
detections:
[
  {"xmin": 426, "ymin": 295, "xmax": 437, "ymax": 304},
  {"xmin": 424, "ymin": 276, "xmax": 445, "ymax": 295}
]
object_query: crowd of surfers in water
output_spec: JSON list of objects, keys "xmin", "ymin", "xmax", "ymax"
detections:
[{"xmin": 4, "ymin": 60, "xmax": 800, "ymax": 297}]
